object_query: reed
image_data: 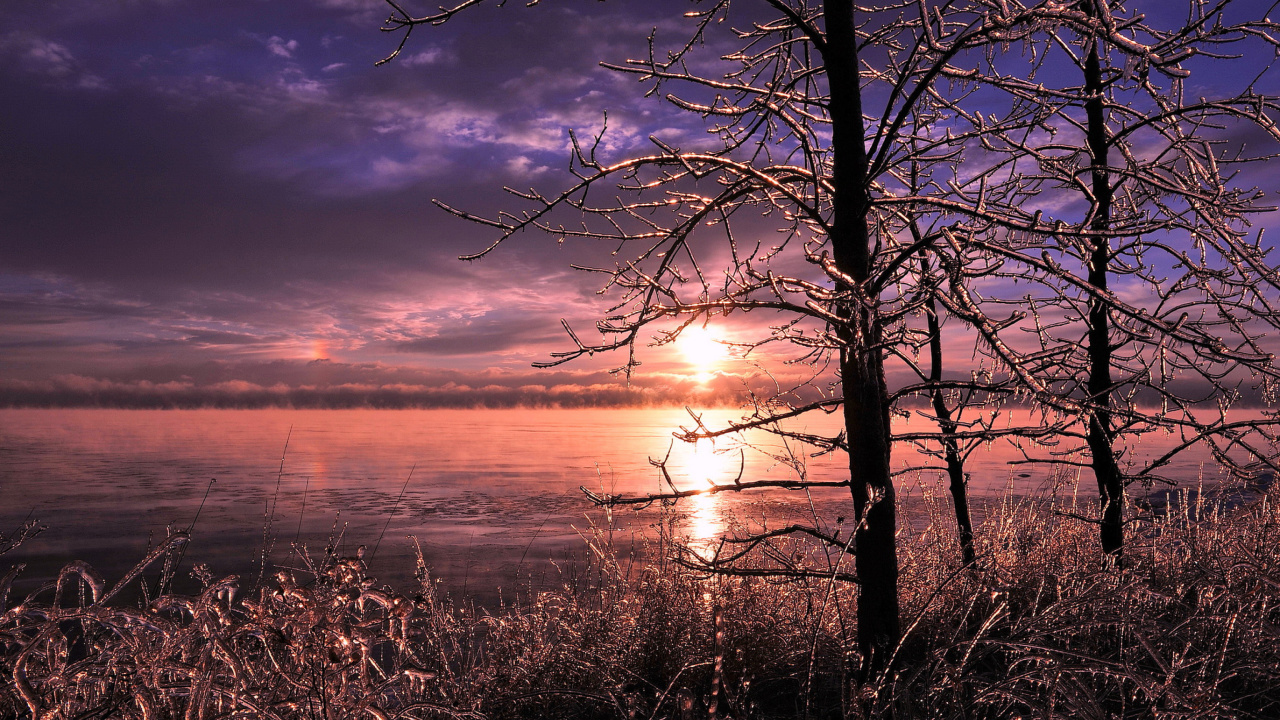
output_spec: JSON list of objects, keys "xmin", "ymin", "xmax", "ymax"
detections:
[{"xmin": 2, "ymin": 484, "xmax": 1278, "ymax": 719}]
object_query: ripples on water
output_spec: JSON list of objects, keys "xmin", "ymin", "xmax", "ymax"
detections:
[{"xmin": 0, "ymin": 408, "xmax": 1231, "ymax": 603}]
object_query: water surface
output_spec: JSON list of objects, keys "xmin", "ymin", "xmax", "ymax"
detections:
[{"xmin": 0, "ymin": 407, "xmax": 1234, "ymax": 603}]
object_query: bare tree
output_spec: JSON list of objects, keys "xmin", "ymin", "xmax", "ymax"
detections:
[
  {"xmin": 926, "ymin": 0, "xmax": 1280, "ymax": 559},
  {"xmin": 379, "ymin": 0, "xmax": 1280, "ymax": 680},
  {"xmin": 380, "ymin": 0, "xmax": 1066, "ymax": 678}
]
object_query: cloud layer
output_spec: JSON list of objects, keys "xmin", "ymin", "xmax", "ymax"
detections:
[
  {"xmin": 2, "ymin": 1, "xmax": 1277, "ymax": 408},
  {"xmin": 0, "ymin": 361, "xmax": 760, "ymax": 409},
  {"xmin": 0, "ymin": 0, "xmax": 721, "ymax": 404}
]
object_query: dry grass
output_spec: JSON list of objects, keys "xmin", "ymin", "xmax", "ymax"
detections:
[{"xmin": 2, "ymin": 485, "xmax": 1279, "ymax": 719}]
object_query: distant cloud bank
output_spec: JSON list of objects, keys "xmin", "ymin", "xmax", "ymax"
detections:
[
  {"xmin": 0, "ymin": 361, "xmax": 1261, "ymax": 410},
  {"xmin": 0, "ymin": 362, "xmax": 761, "ymax": 409}
]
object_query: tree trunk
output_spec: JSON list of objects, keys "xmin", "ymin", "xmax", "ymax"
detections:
[
  {"xmin": 926, "ymin": 292, "xmax": 977, "ymax": 566},
  {"xmin": 1083, "ymin": 33, "xmax": 1124, "ymax": 559},
  {"xmin": 825, "ymin": 0, "xmax": 900, "ymax": 675}
]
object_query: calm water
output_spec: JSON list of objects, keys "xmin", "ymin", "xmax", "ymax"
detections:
[{"xmin": 0, "ymin": 408, "xmax": 1232, "ymax": 603}]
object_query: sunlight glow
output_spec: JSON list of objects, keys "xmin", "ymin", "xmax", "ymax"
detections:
[{"xmin": 679, "ymin": 326, "xmax": 727, "ymax": 381}]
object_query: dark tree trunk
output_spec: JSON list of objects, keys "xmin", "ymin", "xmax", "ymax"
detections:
[
  {"xmin": 1083, "ymin": 34, "xmax": 1124, "ymax": 558},
  {"xmin": 925, "ymin": 292, "xmax": 977, "ymax": 566},
  {"xmin": 825, "ymin": 0, "xmax": 900, "ymax": 675}
]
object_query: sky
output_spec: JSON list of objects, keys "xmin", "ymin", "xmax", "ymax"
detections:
[
  {"xmin": 2, "ymin": 0, "xmax": 1278, "ymax": 408},
  {"xmin": 0, "ymin": 0, "xmax": 755, "ymax": 407}
]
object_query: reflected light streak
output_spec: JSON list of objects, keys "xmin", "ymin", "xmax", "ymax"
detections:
[{"xmin": 681, "ymin": 439, "xmax": 733, "ymax": 550}]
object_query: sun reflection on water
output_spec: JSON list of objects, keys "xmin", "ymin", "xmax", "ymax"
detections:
[{"xmin": 679, "ymin": 439, "xmax": 735, "ymax": 550}]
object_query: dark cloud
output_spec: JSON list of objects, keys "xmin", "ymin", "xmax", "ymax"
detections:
[
  {"xmin": 180, "ymin": 329, "xmax": 284, "ymax": 346},
  {"xmin": 392, "ymin": 314, "xmax": 564, "ymax": 355}
]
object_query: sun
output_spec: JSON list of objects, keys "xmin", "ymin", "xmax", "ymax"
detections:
[{"xmin": 679, "ymin": 325, "xmax": 727, "ymax": 374}]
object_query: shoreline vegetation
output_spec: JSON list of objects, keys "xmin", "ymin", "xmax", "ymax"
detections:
[{"xmin": 3, "ymin": 482, "xmax": 1279, "ymax": 719}]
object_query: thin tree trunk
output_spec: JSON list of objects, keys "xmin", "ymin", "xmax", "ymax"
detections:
[
  {"xmin": 825, "ymin": 0, "xmax": 900, "ymax": 675},
  {"xmin": 911, "ymin": 213, "xmax": 977, "ymax": 567},
  {"xmin": 925, "ymin": 289, "xmax": 977, "ymax": 566},
  {"xmin": 1083, "ymin": 33, "xmax": 1124, "ymax": 558}
]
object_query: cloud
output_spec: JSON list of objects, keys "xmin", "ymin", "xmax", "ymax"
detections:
[
  {"xmin": 274, "ymin": 67, "xmax": 327, "ymax": 99},
  {"xmin": 0, "ymin": 264, "xmax": 620, "ymax": 385},
  {"xmin": 0, "ymin": 362, "xmax": 757, "ymax": 409},
  {"xmin": 400, "ymin": 47, "xmax": 449, "ymax": 67},
  {"xmin": 307, "ymin": 0, "xmax": 387, "ymax": 25},
  {"xmin": 20, "ymin": 36, "xmax": 77, "ymax": 76},
  {"xmin": 310, "ymin": 0, "xmax": 378, "ymax": 8},
  {"xmin": 265, "ymin": 36, "xmax": 299, "ymax": 58},
  {"xmin": 337, "ymin": 89, "xmax": 653, "ymax": 191},
  {"xmin": 392, "ymin": 316, "xmax": 563, "ymax": 356},
  {"xmin": 504, "ymin": 155, "xmax": 549, "ymax": 178},
  {"xmin": 0, "ymin": 2, "xmax": 694, "ymax": 204},
  {"xmin": 1, "ymin": 32, "xmax": 108, "ymax": 89}
]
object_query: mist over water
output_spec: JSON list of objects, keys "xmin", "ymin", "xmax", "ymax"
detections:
[{"xmin": 0, "ymin": 408, "xmax": 1236, "ymax": 604}]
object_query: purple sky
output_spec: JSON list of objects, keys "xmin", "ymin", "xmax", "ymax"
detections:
[
  {"xmin": 2, "ymin": 0, "xmax": 1278, "ymax": 408},
  {"xmin": 0, "ymin": 0, "xmax": 751, "ymax": 407}
]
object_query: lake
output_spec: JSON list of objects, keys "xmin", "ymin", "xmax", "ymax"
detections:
[{"xmin": 0, "ymin": 407, "xmax": 1235, "ymax": 604}]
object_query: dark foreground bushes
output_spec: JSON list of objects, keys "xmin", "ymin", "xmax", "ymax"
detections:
[{"xmin": 3, "ymin": 487, "xmax": 1280, "ymax": 719}]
